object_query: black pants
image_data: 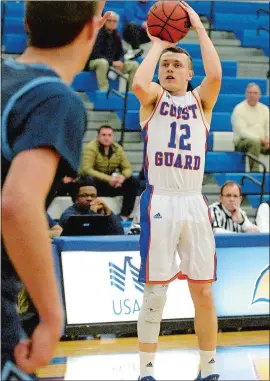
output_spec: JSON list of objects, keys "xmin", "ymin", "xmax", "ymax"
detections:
[
  {"xmin": 95, "ymin": 176, "xmax": 138, "ymax": 217},
  {"xmin": 123, "ymin": 22, "xmax": 150, "ymax": 49}
]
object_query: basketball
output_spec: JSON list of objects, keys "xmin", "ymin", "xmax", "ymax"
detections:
[{"xmin": 147, "ymin": 0, "xmax": 191, "ymax": 43}]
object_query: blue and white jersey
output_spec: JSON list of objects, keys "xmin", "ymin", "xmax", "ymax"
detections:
[{"xmin": 141, "ymin": 88, "xmax": 209, "ymax": 192}]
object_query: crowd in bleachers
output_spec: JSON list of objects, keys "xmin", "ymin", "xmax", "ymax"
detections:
[{"xmin": 2, "ymin": 0, "xmax": 269, "ymax": 236}]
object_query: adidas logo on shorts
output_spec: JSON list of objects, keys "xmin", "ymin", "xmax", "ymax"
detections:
[{"xmin": 153, "ymin": 213, "xmax": 162, "ymax": 219}]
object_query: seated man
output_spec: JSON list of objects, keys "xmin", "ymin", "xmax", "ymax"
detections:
[
  {"xmin": 81, "ymin": 125, "xmax": 138, "ymax": 221},
  {"xmin": 209, "ymin": 180, "xmax": 258, "ymax": 233},
  {"xmin": 59, "ymin": 177, "xmax": 124, "ymax": 235},
  {"xmin": 86, "ymin": 11, "xmax": 138, "ymax": 91},
  {"xmin": 231, "ymin": 83, "xmax": 270, "ymax": 172},
  {"xmin": 123, "ymin": 0, "xmax": 153, "ymax": 59}
]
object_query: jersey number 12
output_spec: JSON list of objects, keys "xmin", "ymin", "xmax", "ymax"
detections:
[{"xmin": 168, "ymin": 122, "xmax": 191, "ymax": 150}]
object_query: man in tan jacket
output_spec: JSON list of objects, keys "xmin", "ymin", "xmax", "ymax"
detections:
[
  {"xmin": 231, "ymin": 83, "xmax": 269, "ymax": 172},
  {"xmin": 81, "ymin": 125, "xmax": 138, "ymax": 220}
]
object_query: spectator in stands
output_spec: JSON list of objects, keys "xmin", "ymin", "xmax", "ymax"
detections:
[
  {"xmin": 81, "ymin": 125, "xmax": 138, "ymax": 221},
  {"xmin": 209, "ymin": 181, "xmax": 259, "ymax": 233},
  {"xmin": 232, "ymin": 83, "xmax": 270, "ymax": 172},
  {"xmin": 123, "ymin": 0, "xmax": 153, "ymax": 60},
  {"xmin": 47, "ymin": 213, "xmax": 62, "ymax": 241},
  {"xmin": 86, "ymin": 11, "xmax": 139, "ymax": 91},
  {"xmin": 256, "ymin": 201, "xmax": 270, "ymax": 233},
  {"xmin": 59, "ymin": 177, "xmax": 124, "ymax": 235}
]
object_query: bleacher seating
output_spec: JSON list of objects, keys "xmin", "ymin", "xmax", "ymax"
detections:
[
  {"xmin": 181, "ymin": 1, "xmax": 268, "ymax": 20},
  {"xmin": 213, "ymin": 14, "xmax": 269, "ymax": 39},
  {"xmin": 191, "ymin": 76, "xmax": 267, "ymax": 96},
  {"xmin": 4, "ymin": 33, "xmax": 27, "ymax": 54},
  {"xmin": 213, "ymin": 173, "xmax": 270, "ymax": 194},
  {"xmin": 214, "ymin": 94, "xmax": 269, "ymax": 113},
  {"xmin": 5, "ymin": 1, "xmax": 25, "ymax": 17},
  {"xmin": 4, "ymin": 16, "xmax": 25, "ymax": 34},
  {"xmin": 247, "ymin": 195, "xmax": 270, "ymax": 208},
  {"xmin": 242, "ymin": 30, "xmax": 269, "ymax": 56},
  {"xmin": 205, "ymin": 152, "xmax": 245, "ymax": 173},
  {"xmin": 71, "ymin": 71, "xmax": 120, "ymax": 93}
]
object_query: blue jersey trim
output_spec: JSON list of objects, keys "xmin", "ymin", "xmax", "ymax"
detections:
[
  {"xmin": 2, "ymin": 76, "xmax": 64, "ymax": 161},
  {"xmin": 5, "ymin": 58, "xmax": 58, "ymax": 73}
]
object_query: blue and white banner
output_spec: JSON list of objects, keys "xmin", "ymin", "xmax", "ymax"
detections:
[{"xmin": 57, "ymin": 235, "xmax": 269, "ymax": 325}]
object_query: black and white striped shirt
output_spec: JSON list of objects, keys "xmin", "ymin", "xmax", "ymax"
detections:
[{"xmin": 209, "ymin": 202, "xmax": 253, "ymax": 233}]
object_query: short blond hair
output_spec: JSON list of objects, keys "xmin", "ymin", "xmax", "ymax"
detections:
[{"xmin": 246, "ymin": 82, "xmax": 261, "ymax": 93}]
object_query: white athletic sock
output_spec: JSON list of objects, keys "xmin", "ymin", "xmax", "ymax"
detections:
[
  {"xmin": 139, "ymin": 351, "xmax": 155, "ymax": 377},
  {"xmin": 200, "ymin": 349, "xmax": 217, "ymax": 378}
]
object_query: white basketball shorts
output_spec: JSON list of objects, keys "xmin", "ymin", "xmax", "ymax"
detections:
[{"xmin": 139, "ymin": 185, "xmax": 217, "ymax": 284}]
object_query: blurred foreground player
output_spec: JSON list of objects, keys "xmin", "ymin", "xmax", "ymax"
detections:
[
  {"xmin": 1, "ymin": 1, "xmax": 109, "ymax": 378},
  {"xmin": 132, "ymin": 2, "xmax": 222, "ymax": 380}
]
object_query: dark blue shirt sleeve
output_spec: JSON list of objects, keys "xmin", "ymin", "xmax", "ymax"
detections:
[
  {"xmin": 12, "ymin": 90, "xmax": 86, "ymax": 177},
  {"xmin": 59, "ymin": 207, "xmax": 75, "ymax": 227},
  {"xmin": 47, "ymin": 213, "xmax": 57, "ymax": 228}
]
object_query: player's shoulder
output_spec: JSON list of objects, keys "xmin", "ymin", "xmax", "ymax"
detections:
[
  {"xmin": 38, "ymin": 79, "xmax": 84, "ymax": 109},
  {"xmin": 2, "ymin": 58, "xmax": 84, "ymax": 111}
]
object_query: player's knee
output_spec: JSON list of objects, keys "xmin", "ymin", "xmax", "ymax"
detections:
[
  {"xmin": 143, "ymin": 284, "xmax": 168, "ymax": 323},
  {"xmin": 193, "ymin": 285, "xmax": 214, "ymax": 309}
]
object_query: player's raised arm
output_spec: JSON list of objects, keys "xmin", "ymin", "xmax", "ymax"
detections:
[
  {"xmin": 132, "ymin": 33, "xmax": 176, "ymax": 107},
  {"xmin": 180, "ymin": 1, "xmax": 222, "ymax": 111}
]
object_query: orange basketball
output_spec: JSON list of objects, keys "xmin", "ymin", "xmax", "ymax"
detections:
[{"xmin": 147, "ymin": 0, "xmax": 191, "ymax": 43}]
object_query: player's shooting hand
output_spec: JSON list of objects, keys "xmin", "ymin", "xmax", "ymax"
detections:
[
  {"xmin": 179, "ymin": 1, "xmax": 204, "ymax": 31},
  {"xmin": 146, "ymin": 28, "xmax": 176, "ymax": 49},
  {"xmin": 14, "ymin": 320, "xmax": 63, "ymax": 374}
]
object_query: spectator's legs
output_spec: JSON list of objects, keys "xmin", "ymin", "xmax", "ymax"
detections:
[
  {"xmin": 94, "ymin": 179, "xmax": 119, "ymax": 197},
  {"xmin": 123, "ymin": 22, "xmax": 142, "ymax": 49},
  {"xmin": 120, "ymin": 176, "xmax": 138, "ymax": 218},
  {"xmin": 235, "ymin": 138, "xmax": 261, "ymax": 172},
  {"xmin": 94, "ymin": 177, "xmax": 138, "ymax": 218},
  {"xmin": 123, "ymin": 61, "xmax": 139, "ymax": 90},
  {"xmin": 139, "ymin": 27, "xmax": 151, "ymax": 45},
  {"xmin": 88, "ymin": 58, "xmax": 109, "ymax": 91},
  {"xmin": 261, "ymin": 146, "xmax": 270, "ymax": 156}
]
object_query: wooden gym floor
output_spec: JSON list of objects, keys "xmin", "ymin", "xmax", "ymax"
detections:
[{"xmin": 37, "ymin": 330, "xmax": 269, "ymax": 380}]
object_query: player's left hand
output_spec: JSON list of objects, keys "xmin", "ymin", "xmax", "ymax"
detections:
[
  {"xmin": 146, "ymin": 28, "xmax": 177, "ymax": 49},
  {"xmin": 179, "ymin": 1, "xmax": 204, "ymax": 31},
  {"xmin": 96, "ymin": 1, "xmax": 111, "ymax": 30}
]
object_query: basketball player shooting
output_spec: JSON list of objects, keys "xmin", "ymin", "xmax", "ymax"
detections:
[{"xmin": 132, "ymin": 1, "xmax": 222, "ymax": 381}]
